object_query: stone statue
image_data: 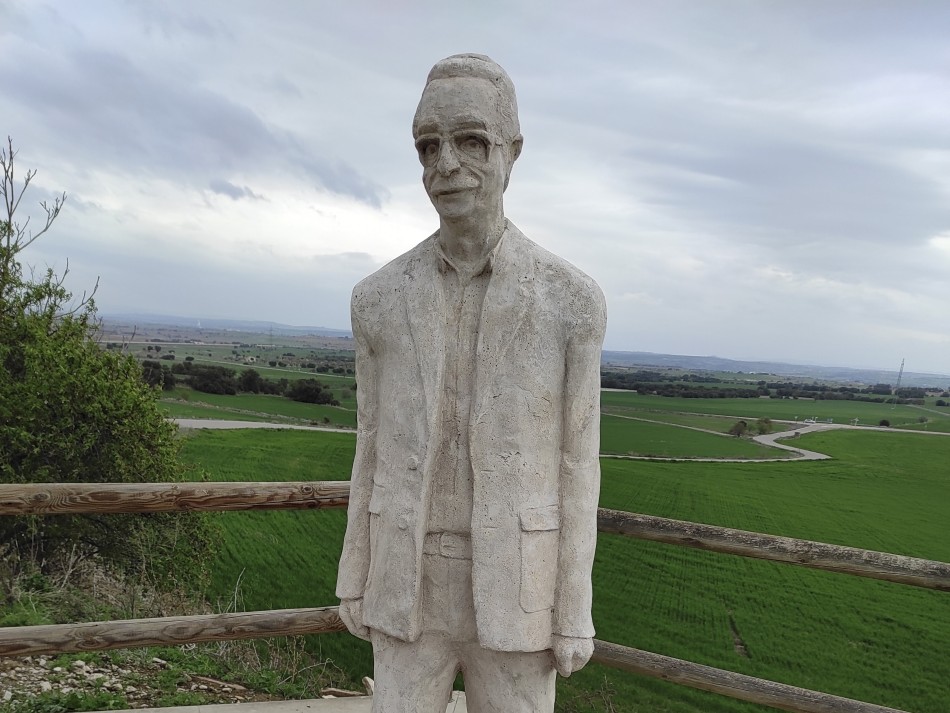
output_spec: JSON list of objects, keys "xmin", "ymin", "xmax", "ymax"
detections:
[{"xmin": 336, "ymin": 53, "xmax": 606, "ymax": 713}]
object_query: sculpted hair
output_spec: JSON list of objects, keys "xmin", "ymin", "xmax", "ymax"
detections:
[{"xmin": 416, "ymin": 53, "xmax": 521, "ymax": 141}]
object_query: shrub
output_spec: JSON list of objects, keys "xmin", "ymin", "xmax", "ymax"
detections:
[
  {"xmin": 286, "ymin": 379, "xmax": 340, "ymax": 405},
  {"xmin": 0, "ymin": 140, "xmax": 217, "ymax": 591}
]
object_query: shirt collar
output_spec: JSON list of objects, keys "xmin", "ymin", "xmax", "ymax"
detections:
[{"xmin": 435, "ymin": 221, "xmax": 507, "ymax": 277}]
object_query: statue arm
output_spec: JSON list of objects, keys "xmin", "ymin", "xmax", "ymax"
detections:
[
  {"xmin": 336, "ymin": 289, "xmax": 379, "ymax": 609},
  {"xmin": 554, "ymin": 281, "xmax": 606, "ymax": 647}
]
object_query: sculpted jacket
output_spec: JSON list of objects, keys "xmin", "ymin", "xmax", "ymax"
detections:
[{"xmin": 336, "ymin": 221, "xmax": 606, "ymax": 653}]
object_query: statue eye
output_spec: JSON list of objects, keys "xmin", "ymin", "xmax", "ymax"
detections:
[
  {"xmin": 457, "ymin": 134, "xmax": 488, "ymax": 160},
  {"xmin": 416, "ymin": 139, "xmax": 440, "ymax": 165}
]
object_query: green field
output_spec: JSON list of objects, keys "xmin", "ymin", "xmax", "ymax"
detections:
[
  {"xmin": 601, "ymin": 409, "xmax": 796, "ymax": 435},
  {"xmin": 160, "ymin": 388, "xmax": 356, "ymax": 428},
  {"xmin": 602, "ymin": 390, "xmax": 950, "ymax": 432},
  {"xmin": 179, "ymin": 432, "xmax": 361, "ymax": 682},
  {"xmin": 178, "ymin": 419, "xmax": 950, "ymax": 713},
  {"xmin": 600, "ymin": 416, "xmax": 789, "ymax": 459}
]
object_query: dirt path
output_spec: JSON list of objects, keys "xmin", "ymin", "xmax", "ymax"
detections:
[
  {"xmin": 174, "ymin": 418, "xmax": 353, "ymax": 434},
  {"xmin": 174, "ymin": 416, "xmax": 950, "ymax": 464}
]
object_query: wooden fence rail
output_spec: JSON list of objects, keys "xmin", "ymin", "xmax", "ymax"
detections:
[
  {"xmin": 591, "ymin": 640, "xmax": 906, "ymax": 713},
  {"xmin": 0, "ymin": 607, "xmax": 909, "ymax": 713},
  {"xmin": 0, "ymin": 608, "xmax": 346, "ymax": 657},
  {"xmin": 597, "ymin": 508, "xmax": 950, "ymax": 592},
  {"xmin": 0, "ymin": 482, "xmax": 351, "ymax": 515},
  {"xmin": 2, "ymin": 483, "xmax": 948, "ymax": 591},
  {"xmin": 1, "ymin": 482, "xmax": 943, "ymax": 713}
]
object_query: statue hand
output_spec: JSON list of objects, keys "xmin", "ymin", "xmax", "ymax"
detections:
[
  {"xmin": 338, "ymin": 598, "xmax": 371, "ymax": 641},
  {"xmin": 552, "ymin": 635, "xmax": 594, "ymax": 677}
]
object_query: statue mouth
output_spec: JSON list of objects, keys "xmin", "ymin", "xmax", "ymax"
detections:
[{"xmin": 431, "ymin": 178, "xmax": 478, "ymax": 197}]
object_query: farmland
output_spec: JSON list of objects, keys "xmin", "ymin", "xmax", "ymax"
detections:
[
  {"xmin": 159, "ymin": 387, "xmax": 356, "ymax": 427},
  {"xmin": 599, "ymin": 415, "xmax": 788, "ymax": 459},
  {"xmin": 602, "ymin": 390, "xmax": 950, "ymax": 433},
  {"xmin": 178, "ymin": 410, "xmax": 950, "ymax": 713}
]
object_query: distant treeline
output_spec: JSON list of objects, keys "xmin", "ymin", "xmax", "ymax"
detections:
[
  {"xmin": 141, "ymin": 360, "xmax": 340, "ymax": 405},
  {"xmin": 601, "ymin": 370, "xmax": 947, "ymax": 404}
]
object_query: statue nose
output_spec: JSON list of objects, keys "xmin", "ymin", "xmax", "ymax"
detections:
[{"xmin": 436, "ymin": 141, "xmax": 461, "ymax": 175}]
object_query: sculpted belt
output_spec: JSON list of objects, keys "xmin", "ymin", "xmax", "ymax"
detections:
[{"xmin": 423, "ymin": 532, "xmax": 472, "ymax": 560}]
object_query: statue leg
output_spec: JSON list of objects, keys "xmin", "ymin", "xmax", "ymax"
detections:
[
  {"xmin": 459, "ymin": 643, "xmax": 556, "ymax": 713},
  {"xmin": 370, "ymin": 629, "xmax": 458, "ymax": 713}
]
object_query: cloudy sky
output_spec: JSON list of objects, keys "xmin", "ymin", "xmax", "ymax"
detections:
[{"xmin": 3, "ymin": 1, "xmax": 949, "ymax": 374}]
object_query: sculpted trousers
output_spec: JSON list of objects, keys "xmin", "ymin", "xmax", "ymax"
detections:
[{"xmin": 370, "ymin": 548, "xmax": 556, "ymax": 713}]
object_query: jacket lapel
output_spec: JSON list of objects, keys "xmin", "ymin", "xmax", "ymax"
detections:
[
  {"xmin": 474, "ymin": 223, "xmax": 535, "ymax": 396},
  {"xmin": 404, "ymin": 237, "xmax": 445, "ymax": 442}
]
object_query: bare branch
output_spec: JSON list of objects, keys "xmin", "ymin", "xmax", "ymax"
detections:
[{"xmin": 0, "ymin": 136, "xmax": 67, "ymax": 256}]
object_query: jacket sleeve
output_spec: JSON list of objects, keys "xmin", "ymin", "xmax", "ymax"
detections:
[
  {"xmin": 336, "ymin": 287, "xmax": 379, "ymax": 600},
  {"xmin": 554, "ymin": 278, "xmax": 606, "ymax": 638}
]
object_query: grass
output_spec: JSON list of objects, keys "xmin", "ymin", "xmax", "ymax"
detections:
[
  {"xmin": 600, "ymin": 416, "xmax": 789, "ymax": 459},
  {"xmin": 178, "ymin": 431, "xmax": 366, "ymax": 687},
  {"xmin": 564, "ymin": 428, "xmax": 950, "ymax": 713},
  {"xmin": 159, "ymin": 401, "xmax": 272, "ymax": 422},
  {"xmin": 176, "ymin": 421, "xmax": 950, "ymax": 713},
  {"xmin": 160, "ymin": 387, "xmax": 356, "ymax": 428},
  {"xmin": 601, "ymin": 391, "xmax": 950, "ymax": 432}
]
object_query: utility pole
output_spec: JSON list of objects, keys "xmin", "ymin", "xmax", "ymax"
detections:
[{"xmin": 892, "ymin": 358, "xmax": 905, "ymax": 410}]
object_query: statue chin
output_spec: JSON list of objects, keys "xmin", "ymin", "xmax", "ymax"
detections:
[{"xmin": 431, "ymin": 190, "xmax": 477, "ymax": 219}]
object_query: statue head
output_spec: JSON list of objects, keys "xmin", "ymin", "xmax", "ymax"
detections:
[{"xmin": 413, "ymin": 54, "xmax": 524, "ymax": 222}]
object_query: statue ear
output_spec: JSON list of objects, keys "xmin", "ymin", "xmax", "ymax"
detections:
[
  {"xmin": 504, "ymin": 135, "xmax": 523, "ymax": 191},
  {"xmin": 511, "ymin": 134, "xmax": 524, "ymax": 163}
]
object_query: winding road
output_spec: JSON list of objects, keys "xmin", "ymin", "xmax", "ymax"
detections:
[{"xmin": 173, "ymin": 416, "xmax": 950, "ymax": 463}]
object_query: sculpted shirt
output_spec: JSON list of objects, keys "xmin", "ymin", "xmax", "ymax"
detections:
[{"xmin": 426, "ymin": 230, "xmax": 504, "ymax": 535}]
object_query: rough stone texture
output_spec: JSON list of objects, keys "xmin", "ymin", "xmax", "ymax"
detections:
[{"xmin": 335, "ymin": 54, "xmax": 606, "ymax": 713}]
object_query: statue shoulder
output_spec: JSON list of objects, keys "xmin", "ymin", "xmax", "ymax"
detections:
[
  {"xmin": 514, "ymin": 232, "xmax": 606, "ymax": 328},
  {"xmin": 351, "ymin": 234, "xmax": 437, "ymax": 318}
]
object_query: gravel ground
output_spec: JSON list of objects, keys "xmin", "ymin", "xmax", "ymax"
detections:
[{"xmin": 0, "ymin": 654, "xmax": 282, "ymax": 709}]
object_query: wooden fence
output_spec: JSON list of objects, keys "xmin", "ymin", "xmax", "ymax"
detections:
[{"xmin": 2, "ymin": 481, "xmax": 948, "ymax": 713}]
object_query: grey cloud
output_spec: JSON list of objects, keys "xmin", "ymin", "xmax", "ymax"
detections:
[
  {"xmin": 125, "ymin": 1, "xmax": 232, "ymax": 41},
  {"xmin": 208, "ymin": 179, "xmax": 263, "ymax": 201},
  {"xmin": 266, "ymin": 75, "xmax": 303, "ymax": 98},
  {"xmin": 297, "ymin": 157, "xmax": 387, "ymax": 209},
  {"xmin": 634, "ymin": 138, "xmax": 950, "ymax": 245},
  {"xmin": 0, "ymin": 44, "xmax": 385, "ymax": 207}
]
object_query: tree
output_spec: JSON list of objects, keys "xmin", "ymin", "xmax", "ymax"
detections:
[
  {"xmin": 238, "ymin": 367, "xmax": 266, "ymax": 394},
  {"xmin": 286, "ymin": 379, "xmax": 340, "ymax": 405},
  {"xmin": 755, "ymin": 417, "xmax": 773, "ymax": 435},
  {"xmin": 0, "ymin": 138, "xmax": 216, "ymax": 590},
  {"xmin": 728, "ymin": 420, "xmax": 748, "ymax": 437}
]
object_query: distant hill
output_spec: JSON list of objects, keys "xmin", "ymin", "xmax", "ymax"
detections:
[
  {"xmin": 100, "ymin": 313, "xmax": 351, "ymax": 339},
  {"xmin": 101, "ymin": 313, "xmax": 948, "ymax": 389},
  {"xmin": 602, "ymin": 351, "xmax": 950, "ymax": 389}
]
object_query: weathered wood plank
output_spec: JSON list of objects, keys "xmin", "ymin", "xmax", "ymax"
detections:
[
  {"xmin": 3, "ymin": 483, "xmax": 947, "ymax": 592},
  {"xmin": 598, "ymin": 508, "xmax": 950, "ymax": 592},
  {"xmin": 593, "ymin": 639, "xmax": 907, "ymax": 713},
  {"xmin": 0, "ymin": 607, "xmax": 348, "ymax": 657},
  {"xmin": 0, "ymin": 482, "xmax": 350, "ymax": 515}
]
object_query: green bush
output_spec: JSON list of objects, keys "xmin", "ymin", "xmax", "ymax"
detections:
[{"xmin": 0, "ymin": 140, "xmax": 217, "ymax": 593}]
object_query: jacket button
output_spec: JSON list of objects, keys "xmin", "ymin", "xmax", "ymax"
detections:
[
  {"xmin": 406, "ymin": 456, "xmax": 419, "ymax": 470},
  {"xmin": 397, "ymin": 516, "xmax": 409, "ymax": 531}
]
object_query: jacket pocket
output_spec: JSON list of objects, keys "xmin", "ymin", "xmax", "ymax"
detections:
[{"xmin": 519, "ymin": 505, "xmax": 559, "ymax": 613}]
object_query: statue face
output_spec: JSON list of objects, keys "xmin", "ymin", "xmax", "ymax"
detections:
[{"xmin": 413, "ymin": 77, "xmax": 515, "ymax": 222}]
